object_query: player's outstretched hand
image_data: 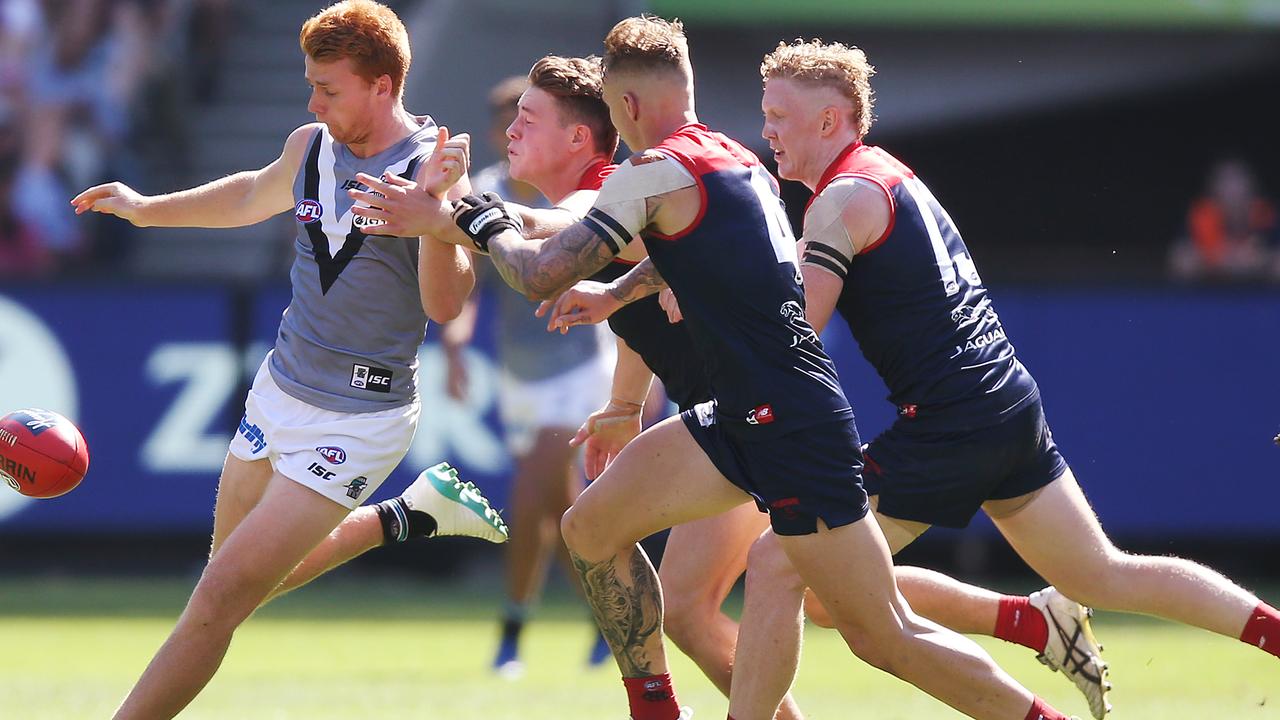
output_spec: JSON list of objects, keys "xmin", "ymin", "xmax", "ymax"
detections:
[
  {"xmin": 570, "ymin": 400, "xmax": 644, "ymax": 480},
  {"xmin": 69, "ymin": 182, "xmax": 149, "ymax": 225},
  {"xmin": 537, "ymin": 280, "xmax": 623, "ymax": 333},
  {"xmin": 419, "ymin": 126, "xmax": 470, "ymax": 198},
  {"xmin": 349, "ymin": 170, "xmax": 449, "ymax": 238},
  {"xmin": 658, "ymin": 288, "xmax": 683, "ymax": 324}
]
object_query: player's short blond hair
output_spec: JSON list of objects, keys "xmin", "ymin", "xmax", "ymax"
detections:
[
  {"xmin": 602, "ymin": 15, "xmax": 689, "ymax": 77},
  {"xmin": 528, "ymin": 55, "xmax": 619, "ymax": 157},
  {"xmin": 761, "ymin": 39, "xmax": 876, "ymax": 139},
  {"xmin": 300, "ymin": 0, "xmax": 411, "ymax": 99}
]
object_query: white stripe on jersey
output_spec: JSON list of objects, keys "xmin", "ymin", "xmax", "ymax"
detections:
[
  {"xmin": 315, "ymin": 126, "xmax": 435, "ymax": 256},
  {"xmin": 901, "ymin": 176, "xmax": 960, "ymax": 297}
]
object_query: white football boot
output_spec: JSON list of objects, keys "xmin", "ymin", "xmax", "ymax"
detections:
[{"xmin": 1030, "ymin": 586, "xmax": 1112, "ymax": 719}]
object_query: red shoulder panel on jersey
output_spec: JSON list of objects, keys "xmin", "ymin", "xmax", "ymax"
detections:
[
  {"xmin": 576, "ymin": 160, "xmax": 618, "ymax": 192},
  {"xmin": 647, "ymin": 124, "xmax": 763, "ymax": 241},
  {"xmin": 806, "ymin": 142, "xmax": 913, "ymax": 214}
]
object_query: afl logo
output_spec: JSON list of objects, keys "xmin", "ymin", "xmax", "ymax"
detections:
[
  {"xmin": 316, "ymin": 446, "xmax": 347, "ymax": 465},
  {"xmin": 295, "ymin": 199, "xmax": 323, "ymax": 223}
]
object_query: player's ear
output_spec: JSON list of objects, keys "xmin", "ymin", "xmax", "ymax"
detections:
[
  {"xmin": 570, "ymin": 124, "xmax": 590, "ymax": 151},
  {"xmin": 375, "ymin": 74, "xmax": 393, "ymax": 98},
  {"xmin": 622, "ymin": 92, "xmax": 640, "ymax": 123},
  {"xmin": 820, "ymin": 106, "xmax": 839, "ymax": 137}
]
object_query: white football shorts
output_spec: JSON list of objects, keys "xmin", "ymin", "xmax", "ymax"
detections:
[
  {"xmin": 229, "ymin": 357, "xmax": 420, "ymax": 509},
  {"xmin": 498, "ymin": 349, "xmax": 613, "ymax": 457}
]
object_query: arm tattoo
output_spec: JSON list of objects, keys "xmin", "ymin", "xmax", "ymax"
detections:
[
  {"xmin": 608, "ymin": 257, "xmax": 667, "ymax": 305},
  {"xmin": 570, "ymin": 547, "xmax": 664, "ymax": 677},
  {"xmin": 487, "ymin": 222, "xmax": 618, "ymax": 300}
]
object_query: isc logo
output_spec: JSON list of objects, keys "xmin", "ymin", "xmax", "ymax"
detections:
[
  {"xmin": 295, "ymin": 199, "xmax": 323, "ymax": 223},
  {"xmin": 307, "ymin": 462, "xmax": 336, "ymax": 480},
  {"xmin": 350, "ymin": 364, "xmax": 393, "ymax": 393}
]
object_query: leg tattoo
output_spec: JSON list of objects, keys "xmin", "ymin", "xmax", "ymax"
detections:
[{"xmin": 571, "ymin": 545, "xmax": 664, "ymax": 677}]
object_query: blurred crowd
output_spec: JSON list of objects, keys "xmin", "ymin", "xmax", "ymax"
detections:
[
  {"xmin": 1167, "ymin": 157, "xmax": 1280, "ymax": 284},
  {"xmin": 0, "ymin": 0, "xmax": 230, "ymax": 278},
  {"xmin": 2, "ymin": 1, "xmax": 1278, "ymax": 286}
]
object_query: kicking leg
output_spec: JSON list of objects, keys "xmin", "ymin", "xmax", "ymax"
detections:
[{"xmin": 113, "ymin": 475, "xmax": 350, "ymax": 720}]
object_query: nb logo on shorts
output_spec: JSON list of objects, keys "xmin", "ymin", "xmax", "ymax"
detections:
[{"xmin": 746, "ymin": 404, "xmax": 775, "ymax": 425}]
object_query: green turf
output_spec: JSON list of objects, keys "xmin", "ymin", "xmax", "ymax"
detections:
[{"xmin": 1, "ymin": 574, "xmax": 1276, "ymax": 719}]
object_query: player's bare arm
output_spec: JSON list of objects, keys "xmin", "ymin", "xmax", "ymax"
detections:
[
  {"xmin": 534, "ymin": 256, "xmax": 667, "ymax": 333},
  {"xmin": 571, "ymin": 338, "xmax": 654, "ymax": 479},
  {"xmin": 70, "ymin": 123, "xmax": 318, "ymax": 229},
  {"xmin": 417, "ymin": 172, "xmax": 476, "ymax": 323},
  {"xmin": 800, "ymin": 178, "xmax": 891, "ymax": 333},
  {"xmin": 447, "ymin": 153, "xmax": 699, "ymax": 301}
]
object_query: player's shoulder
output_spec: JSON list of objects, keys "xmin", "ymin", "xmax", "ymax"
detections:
[{"xmin": 287, "ymin": 122, "xmax": 326, "ymax": 146}]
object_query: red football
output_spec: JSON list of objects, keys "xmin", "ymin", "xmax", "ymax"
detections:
[{"xmin": 0, "ymin": 408, "xmax": 89, "ymax": 498}]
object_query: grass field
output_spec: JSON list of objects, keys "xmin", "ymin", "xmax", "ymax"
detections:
[{"xmin": 1, "ymin": 572, "xmax": 1276, "ymax": 719}]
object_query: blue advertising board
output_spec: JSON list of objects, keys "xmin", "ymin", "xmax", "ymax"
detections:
[{"xmin": 1, "ymin": 284, "xmax": 1277, "ymax": 537}]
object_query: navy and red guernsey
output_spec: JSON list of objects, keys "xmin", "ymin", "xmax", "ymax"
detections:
[
  {"xmin": 590, "ymin": 259, "xmax": 709, "ymax": 411},
  {"xmin": 582, "ymin": 160, "xmax": 710, "ymax": 410},
  {"xmin": 803, "ymin": 142, "xmax": 1038, "ymax": 432},
  {"xmin": 642, "ymin": 124, "xmax": 851, "ymax": 438}
]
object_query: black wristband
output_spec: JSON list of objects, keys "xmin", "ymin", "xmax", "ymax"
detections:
[{"xmin": 454, "ymin": 192, "xmax": 519, "ymax": 253}]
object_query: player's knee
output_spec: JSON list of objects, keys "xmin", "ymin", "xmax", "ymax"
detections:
[
  {"xmin": 662, "ymin": 590, "xmax": 719, "ymax": 653},
  {"xmin": 560, "ymin": 504, "xmax": 615, "ymax": 560},
  {"xmin": 746, "ymin": 534, "xmax": 803, "ymax": 592},
  {"xmin": 838, "ymin": 625, "xmax": 899, "ymax": 673},
  {"xmin": 186, "ymin": 567, "xmax": 258, "ymax": 632}
]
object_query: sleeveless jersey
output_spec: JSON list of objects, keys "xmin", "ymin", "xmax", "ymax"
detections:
[
  {"xmin": 270, "ymin": 118, "xmax": 438, "ymax": 413},
  {"xmin": 641, "ymin": 124, "xmax": 851, "ymax": 437},
  {"xmin": 582, "ymin": 160, "xmax": 712, "ymax": 410},
  {"xmin": 802, "ymin": 142, "xmax": 1038, "ymax": 432}
]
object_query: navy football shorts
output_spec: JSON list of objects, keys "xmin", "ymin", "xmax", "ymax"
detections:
[
  {"xmin": 862, "ymin": 397, "xmax": 1069, "ymax": 528},
  {"xmin": 680, "ymin": 400, "xmax": 869, "ymax": 536}
]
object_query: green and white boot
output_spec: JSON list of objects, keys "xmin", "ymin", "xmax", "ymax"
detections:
[{"xmin": 402, "ymin": 462, "xmax": 509, "ymax": 543}]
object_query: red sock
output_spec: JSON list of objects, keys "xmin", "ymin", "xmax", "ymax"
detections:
[
  {"xmin": 994, "ymin": 595, "xmax": 1049, "ymax": 653},
  {"xmin": 1240, "ymin": 602, "xmax": 1280, "ymax": 659},
  {"xmin": 1025, "ymin": 697, "xmax": 1069, "ymax": 720},
  {"xmin": 623, "ymin": 674, "xmax": 679, "ymax": 720}
]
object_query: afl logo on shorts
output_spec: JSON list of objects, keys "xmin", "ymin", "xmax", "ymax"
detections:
[
  {"xmin": 295, "ymin": 199, "xmax": 323, "ymax": 223},
  {"xmin": 316, "ymin": 446, "xmax": 347, "ymax": 465}
]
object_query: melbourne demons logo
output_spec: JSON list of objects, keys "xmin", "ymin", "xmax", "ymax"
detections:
[
  {"xmin": 316, "ymin": 446, "xmax": 347, "ymax": 465},
  {"xmin": 295, "ymin": 199, "xmax": 323, "ymax": 223}
]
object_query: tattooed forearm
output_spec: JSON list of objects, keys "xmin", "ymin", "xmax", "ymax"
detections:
[
  {"xmin": 570, "ymin": 546, "xmax": 665, "ymax": 677},
  {"xmin": 488, "ymin": 222, "xmax": 618, "ymax": 300},
  {"xmin": 607, "ymin": 257, "xmax": 667, "ymax": 305}
]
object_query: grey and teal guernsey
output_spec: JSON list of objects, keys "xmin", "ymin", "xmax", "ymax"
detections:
[
  {"xmin": 269, "ymin": 118, "xmax": 438, "ymax": 413},
  {"xmin": 471, "ymin": 162, "xmax": 604, "ymax": 382},
  {"xmin": 802, "ymin": 142, "xmax": 1038, "ymax": 432}
]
